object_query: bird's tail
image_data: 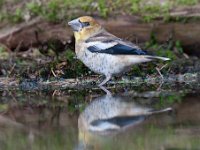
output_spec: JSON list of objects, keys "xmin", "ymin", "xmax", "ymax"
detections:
[
  {"xmin": 147, "ymin": 107, "xmax": 172, "ymax": 115},
  {"xmin": 145, "ymin": 55, "xmax": 170, "ymax": 61},
  {"xmin": 144, "ymin": 107, "xmax": 173, "ymax": 115}
]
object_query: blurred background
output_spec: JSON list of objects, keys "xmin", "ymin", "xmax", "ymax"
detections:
[{"xmin": 0, "ymin": 1, "xmax": 200, "ymax": 149}]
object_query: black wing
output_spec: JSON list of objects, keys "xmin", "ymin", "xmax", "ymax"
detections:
[
  {"xmin": 91, "ymin": 115, "xmax": 145, "ymax": 129},
  {"xmin": 88, "ymin": 43, "xmax": 147, "ymax": 55},
  {"xmin": 86, "ymin": 32, "xmax": 147, "ymax": 55}
]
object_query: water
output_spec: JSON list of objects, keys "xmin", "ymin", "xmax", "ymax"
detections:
[{"xmin": 0, "ymin": 85, "xmax": 200, "ymax": 150}]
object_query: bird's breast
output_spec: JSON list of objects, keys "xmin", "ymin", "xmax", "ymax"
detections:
[{"xmin": 75, "ymin": 43, "xmax": 143, "ymax": 75}]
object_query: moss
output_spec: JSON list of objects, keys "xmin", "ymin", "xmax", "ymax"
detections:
[
  {"xmin": 0, "ymin": 0, "xmax": 4, "ymax": 8},
  {"xmin": 130, "ymin": 0, "xmax": 140, "ymax": 13},
  {"xmin": 45, "ymin": 0, "xmax": 60, "ymax": 22},
  {"xmin": 64, "ymin": 50, "xmax": 89, "ymax": 78},
  {"xmin": 1, "ymin": 0, "xmax": 200, "ymax": 24},
  {"xmin": 8, "ymin": 8, "xmax": 24, "ymax": 23},
  {"xmin": 176, "ymin": 0, "xmax": 199, "ymax": 5},
  {"xmin": 152, "ymin": 91, "xmax": 186, "ymax": 109},
  {"xmin": 126, "ymin": 31, "xmax": 190, "ymax": 77},
  {"xmin": 0, "ymin": 45, "xmax": 9, "ymax": 59},
  {"xmin": 26, "ymin": 2, "xmax": 43, "ymax": 16}
]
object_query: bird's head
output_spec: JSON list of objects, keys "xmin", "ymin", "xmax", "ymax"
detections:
[{"xmin": 68, "ymin": 16, "xmax": 102, "ymax": 42}]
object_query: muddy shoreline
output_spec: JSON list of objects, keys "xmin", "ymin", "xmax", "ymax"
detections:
[{"xmin": 0, "ymin": 72, "xmax": 198, "ymax": 91}]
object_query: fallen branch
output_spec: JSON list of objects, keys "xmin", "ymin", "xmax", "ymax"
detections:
[{"xmin": 1, "ymin": 16, "xmax": 200, "ymax": 55}]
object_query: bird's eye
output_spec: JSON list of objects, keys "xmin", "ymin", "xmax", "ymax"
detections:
[{"xmin": 82, "ymin": 22, "xmax": 90, "ymax": 27}]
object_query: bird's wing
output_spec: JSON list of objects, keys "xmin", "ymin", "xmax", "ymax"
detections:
[
  {"xmin": 85, "ymin": 31, "xmax": 147, "ymax": 55},
  {"xmin": 89, "ymin": 115, "xmax": 145, "ymax": 131}
]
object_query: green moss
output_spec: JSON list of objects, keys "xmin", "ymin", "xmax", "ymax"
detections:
[
  {"xmin": 139, "ymin": 1, "xmax": 170, "ymax": 22},
  {"xmin": 155, "ymin": 92, "xmax": 184, "ymax": 108},
  {"xmin": 45, "ymin": 0, "xmax": 60, "ymax": 22},
  {"xmin": 26, "ymin": 2, "xmax": 43, "ymax": 16},
  {"xmin": 64, "ymin": 50, "xmax": 89, "ymax": 78},
  {"xmin": 145, "ymin": 32, "xmax": 182, "ymax": 60},
  {"xmin": 130, "ymin": 0, "xmax": 140, "ymax": 13},
  {"xmin": 175, "ymin": 40, "xmax": 184, "ymax": 54},
  {"xmin": 9, "ymin": 8, "xmax": 24, "ymax": 23},
  {"xmin": 65, "ymin": 50, "xmax": 75, "ymax": 62},
  {"xmin": 0, "ymin": 45, "xmax": 9, "ymax": 59},
  {"xmin": 1, "ymin": 0, "xmax": 200, "ymax": 23},
  {"xmin": 97, "ymin": 0, "xmax": 109, "ymax": 17},
  {"xmin": 0, "ymin": 0, "xmax": 4, "ymax": 8},
  {"xmin": 177, "ymin": 0, "xmax": 199, "ymax": 5}
]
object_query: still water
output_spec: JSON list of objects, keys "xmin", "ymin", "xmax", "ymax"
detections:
[{"xmin": 0, "ymin": 85, "xmax": 199, "ymax": 150}]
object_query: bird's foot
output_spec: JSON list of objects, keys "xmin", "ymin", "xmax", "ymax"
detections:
[
  {"xmin": 99, "ymin": 85, "xmax": 112, "ymax": 96},
  {"xmin": 156, "ymin": 64, "xmax": 168, "ymax": 80},
  {"xmin": 156, "ymin": 67, "xmax": 164, "ymax": 80},
  {"xmin": 98, "ymin": 75, "xmax": 111, "ymax": 87},
  {"xmin": 156, "ymin": 64, "xmax": 168, "ymax": 91}
]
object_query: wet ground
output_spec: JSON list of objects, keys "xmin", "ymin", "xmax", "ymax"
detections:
[{"xmin": 0, "ymin": 84, "xmax": 199, "ymax": 150}]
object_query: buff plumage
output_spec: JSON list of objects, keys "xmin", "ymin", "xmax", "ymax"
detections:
[{"xmin": 68, "ymin": 16, "xmax": 170, "ymax": 86}]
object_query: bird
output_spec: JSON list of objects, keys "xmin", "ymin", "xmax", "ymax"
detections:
[
  {"xmin": 68, "ymin": 16, "xmax": 170, "ymax": 86},
  {"xmin": 77, "ymin": 88, "xmax": 172, "ymax": 150},
  {"xmin": 78, "ymin": 92, "xmax": 172, "ymax": 133}
]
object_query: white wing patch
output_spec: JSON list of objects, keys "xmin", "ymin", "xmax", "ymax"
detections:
[
  {"xmin": 86, "ymin": 41, "xmax": 117, "ymax": 51},
  {"xmin": 89, "ymin": 122, "xmax": 120, "ymax": 132}
]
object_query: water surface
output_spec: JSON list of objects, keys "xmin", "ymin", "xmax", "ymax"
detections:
[{"xmin": 0, "ymin": 85, "xmax": 199, "ymax": 150}]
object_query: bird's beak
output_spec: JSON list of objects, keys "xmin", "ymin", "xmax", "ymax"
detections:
[{"xmin": 68, "ymin": 18, "xmax": 82, "ymax": 32}]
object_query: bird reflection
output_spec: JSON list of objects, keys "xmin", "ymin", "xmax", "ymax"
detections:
[{"xmin": 77, "ymin": 87, "xmax": 172, "ymax": 150}]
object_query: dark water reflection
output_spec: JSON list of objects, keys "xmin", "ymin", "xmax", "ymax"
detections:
[{"xmin": 0, "ymin": 87, "xmax": 199, "ymax": 150}]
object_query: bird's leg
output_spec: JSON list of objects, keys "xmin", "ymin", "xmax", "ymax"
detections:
[
  {"xmin": 156, "ymin": 67, "xmax": 164, "ymax": 79},
  {"xmin": 156, "ymin": 64, "xmax": 168, "ymax": 80},
  {"xmin": 156, "ymin": 64, "xmax": 168, "ymax": 90},
  {"xmin": 99, "ymin": 85, "xmax": 112, "ymax": 96},
  {"xmin": 156, "ymin": 81, "xmax": 164, "ymax": 91},
  {"xmin": 160, "ymin": 64, "xmax": 168, "ymax": 70},
  {"xmin": 98, "ymin": 75, "xmax": 111, "ymax": 86}
]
